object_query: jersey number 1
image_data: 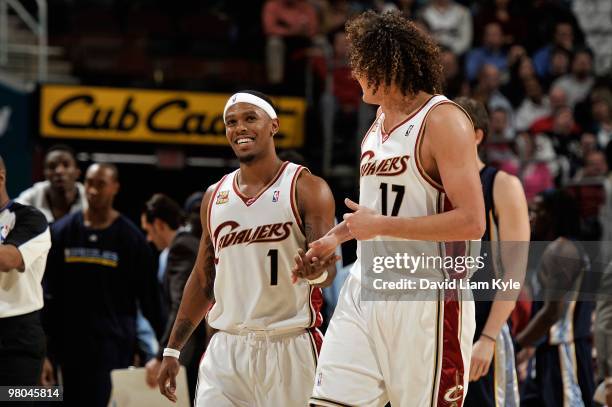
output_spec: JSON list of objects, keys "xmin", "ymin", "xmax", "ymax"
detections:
[
  {"xmin": 380, "ymin": 183, "xmax": 405, "ymax": 216},
  {"xmin": 267, "ymin": 249, "xmax": 278, "ymax": 285}
]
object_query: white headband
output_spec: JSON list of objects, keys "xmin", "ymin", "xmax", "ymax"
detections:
[{"xmin": 223, "ymin": 92, "xmax": 277, "ymax": 122}]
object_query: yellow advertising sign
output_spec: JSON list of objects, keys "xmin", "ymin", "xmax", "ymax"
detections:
[{"xmin": 40, "ymin": 85, "xmax": 306, "ymax": 148}]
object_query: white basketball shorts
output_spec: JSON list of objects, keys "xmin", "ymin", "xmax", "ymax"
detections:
[
  {"xmin": 195, "ymin": 328, "xmax": 321, "ymax": 406},
  {"xmin": 310, "ymin": 274, "xmax": 475, "ymax": 407}
]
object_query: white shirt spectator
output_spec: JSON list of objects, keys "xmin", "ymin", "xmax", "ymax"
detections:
[
  {"xmin": 552, "ymin": 75, "xmax": 595, "ymax": 108},
  {"xmin": 16, "ymin": 180, "xmax": 87, "ymax": 223},
  {"xmin": 421, "ymin": 0, "xmax": 472, "ymax": 55},
  {"xmin": 515, "ymin": 96, "xmax": 551, "ymax": 132}
]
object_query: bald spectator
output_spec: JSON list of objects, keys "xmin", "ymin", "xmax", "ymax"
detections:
[{"xmin": 420, "ymin": 0, "xmax": 472, "ymax": 55}]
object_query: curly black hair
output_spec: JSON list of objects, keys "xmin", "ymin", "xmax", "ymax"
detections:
[{"xmin": 346, "ymin": 11, "xmax": 443, "ymax": 96}]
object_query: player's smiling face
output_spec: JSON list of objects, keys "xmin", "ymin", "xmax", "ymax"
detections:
[{"xmin": 224, "ymin": 103, "xmax": 279, "ymax": 163}]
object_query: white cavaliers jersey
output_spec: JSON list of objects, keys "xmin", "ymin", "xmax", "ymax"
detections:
[
  {"xmin": 354, "ymin": 94, "xmax": 480, "ymax": 281},
  {"xmin": 207, "ymin": 161, "xmax": 322, "ymax": 332}
]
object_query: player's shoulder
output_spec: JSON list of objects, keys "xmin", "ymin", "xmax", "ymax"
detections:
[
  {"xmin": 427, "ymin": 99, "xmax": 472, "ymax": 127},
  {"xmin": 493, "ymin": 170, "xmax": 526, "ymax": 202},
  {"xmin": 295, "ymin": 169, "xmax": 334, "ymax": 209},
  {"xmin": 295, "ymin": 169, "xmax": 330, "ymax": 192}
]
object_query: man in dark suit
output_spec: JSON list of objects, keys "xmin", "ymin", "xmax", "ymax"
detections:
[{"xmin": 140, "ymin": 193, "xmax": 205, "ymax": 399}]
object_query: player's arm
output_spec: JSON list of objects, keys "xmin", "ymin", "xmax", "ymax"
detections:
[
  {"xmin": 515, "ymin": 239, "xmax": 581, "ymax": 350},
  {"xmin": 157, "ymin": 185, "xmax": 216, "ymax": 402},
  {"xmin": 470, "ymin": 173, "xmax": 530, "ymax": 380},
  {"xmin": 347, "ymin": 104, "xmax": 485, "ymax": 241},
  {"xmin": 292, "ymin": 171, "xmax": 338, "ymax": 287},
  {"xmin": 482, "ymin": 173, "xmax": 530, "ymax": 336}
]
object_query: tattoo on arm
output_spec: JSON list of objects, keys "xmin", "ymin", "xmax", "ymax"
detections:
[
  {"xmin": 168, "ymin": 318, "xmax": 195, "ymax": 350},
  {"xmin": 305, "ymin": 220, "xmax": 316, "ymax": 246},
  {"xmin": 201, "ymin": 236, "xmax": 216, "ymax": 300}
]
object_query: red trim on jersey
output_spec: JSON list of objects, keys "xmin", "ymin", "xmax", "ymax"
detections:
[
  {"xmin": 232, "ymin": 161, "xmax": 290, "ymax": 206},
  {"xmin": 413, "ymin": 100, "xmax": 451, "ymax": 192},
  {"xmin": 443, "ymin": 197, "xmax": 468, "ymax": 280},
  {"xmin": 380, "ymin": 94, "xmax": 436, "ymax": 143},
  {"xmin": 360, "ymin": 112, "xmax": 382, "ymax": 149},
  {"xmin": 309, "ymin": 327, "xmax": 323, "ymax": 355},
  {"xmin": 207, "ymin": 175, "xmax": 229, "ymax": 247},
  {"xmin": 437, "ymin": 292, "xmax": 465, "ymax": 407},
  {"xmin": 309, "ymin": 286, "xmax": 324, "ymax": 328},
  {"xmin": 290, "ymin": 165, "xmax": 308, "ymax": 236}
]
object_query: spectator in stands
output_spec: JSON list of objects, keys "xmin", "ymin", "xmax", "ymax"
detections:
[
  {"xmin": 263, "ymin": 0, "xmax": 319, "ymax": 85},
  {"xmin": 574, "ymin": 150, "xmax": 609, "ymax": 181},
  {"xmin": 440, "ymin": 46, "xmax": 469, "ymax": 100},
  {"xmin": 420, "ymin": 0, "xmax": 472, "ymax": 55},
  {"xmin": 551, "ymin": 48, "xmax": 595, "ymax": 108},
  {"xmin": 16, "ymin": 145, "xmax": 86, "ymax": 224},
  {"xmin": 515, "ymin": 76, "xmax": 551, "ymax": 132},
  {"xmin": 183, "ymin": 191, "xmax": 204, "ymax": 239},
  {"xmin": 472, "ymin": 0, "xmax": 526, "ymax": 46},
  {"xmin": 515, "ymin": 131, "xmax": 555, "ymax": 202},
  {"xmin": 529, "ymin": 86, "xmax": 578, "ymax": 135},
  {"xmin": 501, "ymin": 53, "xmax": 535, "ymax": 107},
  {"xmin": 532, "ymin": 20, "xmax": 575, "ymax": 78},
  {"xmin": 317, "ymin": 0, "xmax": 352, "ymax": 35},
  {"xmin": 396, "ymin": 0, "xmax": 419, "ymax": 20},
  {"xmin": 0, "ymin": 154, "xmax": 51, "ymax": 388},
  {"xmin": 473, "ymin": 64, "xmax": 514, "ymax": 121},
  {"xmin": 489, "ymin": 108, "xmax": 514, "ymax": 142},
  {"xmin": 465, "ymin": 22, "xmax": 508, "ymax": 82},
  {"xmin": 141, "ymin": 194, "xmax": 203, "ymax": 401},
  {"xmin": 589, "ymin": 87, "xmax": 612, "ymax": 148},
  {"xmin": 44, "ymin": 163, "xmax": 163, "ymax": 407},
  {"xmin": 540, "ymin": 46, "xmax": 571, "ymax": 90}
]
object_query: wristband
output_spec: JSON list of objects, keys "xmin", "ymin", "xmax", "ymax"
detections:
[
  {"xmin": 307, "ymin": 271, "xmax": 328, "ymax": 285},
  {"xmin": 480, "ymin": 333, "xmax": 496, "ymax": 343},
  {"xmin": 163, "ymin": 348, "xmax": 181, "ymax": 359}
]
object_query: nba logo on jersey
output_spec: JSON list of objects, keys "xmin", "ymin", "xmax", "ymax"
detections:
[
  {"xmin": 216, "ymin": 190, "xmax": 229, "ymax": 205},
  {"xmin": 272, "ymin": 190, "xmax": 280, "ymax": 202},
  {"xmin": 0, "ymin": 224, "xmax": 9, "ymax": 243},
  {"xmin": 404, "ymin": 124, "xmax": 414, "ymax": 137},
  {"xmin": 316, "ymin": 372, "xmax": 322, "ymax": 386}
]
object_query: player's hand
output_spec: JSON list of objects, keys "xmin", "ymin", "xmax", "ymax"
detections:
[
  {"xmin": 469, "ymin": 338, "xmax": 495, "ymax": 381},
  {"xmin": 343, "ymin": 198, "xmax": 381, "ymax": 240},
  {"xmin": 40, "ymin": 357, "xmax": 56, "ymax": 386},
  {"xmin": 306, "ymin": 234, "xmax": 339, "ymax": 261},
  {"xmin": 145, "ymin": 357, "xmax": 161, "ymax": 388},
  {"xmin": 157, "ymin": 356, "xmax": 180, "ymax": 403},
  {"xmin": 292, "ymin": 248, "xmax": 340, "ymax": 284},
  {"xmin": 516, "ymin": 346, "xmax": 535, "ymax": 365}
]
